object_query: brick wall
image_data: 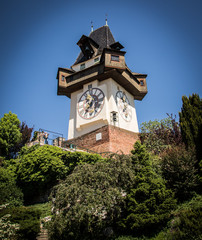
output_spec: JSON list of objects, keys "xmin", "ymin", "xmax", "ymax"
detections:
[
  {"xmin": 63, "ymin": 125, "xmax": 139, "ymax": 155},
  {"xmin": 108, "ymin": 126, "xmax": 139, "ymax": 154}
]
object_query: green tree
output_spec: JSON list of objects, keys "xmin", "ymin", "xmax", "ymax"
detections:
[
  {"xmin": 120, "ymin": 142, "xmax": 176, "ymax": 236},
  {"xmin": 9, "ymin": 206, "xmax": 41, "ymax": 240},
  {"xmin": 49, "ymin": 154, "xmax": 135, "ymax": 240},
  {"xmin": 0, "ymin": 112, "xmax": 22, "ymax": 159},
  {"xmin": 161, "ymin": 145, "xmax": 198, "ymax": 202},
  {"xmin": 0, "ymin": 168, "xmax": 23, "ymax": 207},
  {"xmin": 16, "ymin": 144, "xmax": 103, "ymax": 204},
  {"xmin": 179, "ymin": 94, "xmax": 202, "ymax": 162},
  {"xmin": 16, "ymin": 145, "xmax": 69, "ymax": 204},
  {"xmin": 155, "ymin": 195, "xmax": 202, "ymax": 240},
  {"xmin": 140, "ymin": 115, "xmax": 182, "ymax": 155},
  {"xmin": 13, "ymin": 122, "xmax": 33, "ymax": 155}
]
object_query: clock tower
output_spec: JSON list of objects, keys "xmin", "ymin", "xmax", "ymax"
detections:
[{"xmin": 57, "ymin": 24, "xmax": 147, "ymax": 154}]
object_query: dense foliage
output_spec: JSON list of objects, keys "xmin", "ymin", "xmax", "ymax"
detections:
[
  {"xmin": 119, "ymin": 142, "xmax": 176, "ymax": 236},
  {"xmin": 0, "ymin": 206, "xmax": 41, "ymax": 240},
  {"xmin": 0, "ymin": 167, "xmax": 23, "ymax": 207},
  {"xmin": 16, "ymin": 145, "xmax": 69, "ymax": 203},
  {"xmin": 0, "ymin": 112, "xmax": 22, "ymax": 159},
  {"xmin": 15, "ymin": 144, "xmax": 103, "ymax": 203},
  {"xmin": 13, "ymin": 122, "xmax": 33, "ymax": 155},
  {"xmin": 0, "ymin": 96, "xmax": 201, "ymax": 240},
  {"xmin": 154, "ymin": 195, "xmax": 202, "ymax": 240},
  {"xmin": 49, "ymin": 154, "xmax": 135, "ymax": 240},
  {"xmin": 140, "ymin": 115, "xmax": 181, "ymax": 155},
  {"xmin": 161, "ymin": 145, "xmax": 198, "ymax": 201},
  {"xmin": 0, "ymin": 204, "xmax": 20, "ymax": 240},
  {"xmin": 179, "ymin": 94, "xmax": 202, "ymax": 162}
]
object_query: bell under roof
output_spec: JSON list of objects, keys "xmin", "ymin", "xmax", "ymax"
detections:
[{"xmin": 74, "ymin": 25, "xmax": 116, "ymax": 65}]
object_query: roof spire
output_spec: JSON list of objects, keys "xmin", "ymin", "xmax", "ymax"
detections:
[
  {"xmin": 91, "ymin": 21, "xmax": 93, "ymax": 32},
  {"xmin": 105, "ymin": 14, "xmax": 108, "ymax": 26}
]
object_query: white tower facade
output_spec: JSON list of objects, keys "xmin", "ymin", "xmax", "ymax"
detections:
[
  {"xmin": 57, "ymin": 25, "xmax": 147, "ymax": 154},
  {"xmin": 68, "ymin": 78, "xmax": 139, "ymax": 139}
]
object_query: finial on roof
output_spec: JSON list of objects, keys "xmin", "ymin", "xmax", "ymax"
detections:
[
  {"xmin": 105, "ymin": 14, "xmax": 108, "ymax": 26},
  {"xmin": 91, "ymin": 21, "xmax": 93, "ymax": 32}
]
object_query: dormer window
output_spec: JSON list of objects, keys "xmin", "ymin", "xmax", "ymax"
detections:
[
  {"xmin": 83, "ymin": 44, "xmax": 94, "ymax": 59},
  {"xmin": 110, "ymin": 42, "xmax": 124, "ymax": 51},
  {"xmin": 140, "ymin": 80, "xmax": 144, "ymax": 86},
  {"xmin": 94, "ymin": 57, "xmax": 99, "ymax": 63},
  {"xmin": 80, "ymin": 63, "xmax": 85, "ymax": 70},
  {"xmin": 61, "ymin": 75, "xmax": 65, "ymax": 81},
  {"xmin": 111, "ymin": 55, "xmax": 119, "ymax": 62}
]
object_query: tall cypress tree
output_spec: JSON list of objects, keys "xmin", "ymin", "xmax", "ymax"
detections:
[{"xmin": 179, "ymin": 94, "xmax": 202, "ymax": 162}]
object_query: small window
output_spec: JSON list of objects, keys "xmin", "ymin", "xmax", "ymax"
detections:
[
  {"xmin": 80, "ymin": 63, "xmax": 85, "ymax": 70},
  {"xmin": 111, "ymin": 55, "xmax": 119, "ymax": 62},
  {"xmin": 113, "ymin": 112, "xmax": 117, "ymax": 122},
  {"xmin": 111, "ymin": 111, "xmax": 118, "ymax": 124},
  {"xmin": 61, "ymin": 75, "xmax": 65, "ymax": 81},
  {"xmin": 140, "ymin": 80, "xmax": 144, "ymax": 86},
  {"xmin": 94, "ymin": 57, "xmax": 99, "ymax": 63},
  {"xmin": 88, "ymin": 84, "xmax": 92, "ymax": 89}
]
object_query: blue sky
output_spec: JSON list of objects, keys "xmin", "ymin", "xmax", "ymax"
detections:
[{"xmin": 1, "ymin": 0, "xmax": 202, "ymax": 139}]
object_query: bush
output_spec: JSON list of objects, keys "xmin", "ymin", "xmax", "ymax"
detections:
[
  {"xmin": 49, "ymin": 154, "xmax": 135, "ymax": 240},
  {"xmin": 0, "ymin": 204, "xmax": 19, "ymax": 240},
  {"xmin": 161, "ymin": 145, "xmax": 198, "ymax": 201},
  {"xmin": 9, "ymin": 206, "xmax": 41, "ymax": 240},
  {"xmin": 0, "ymin": 167, "xmax": 23, "ymax": 207},
  {"xmin": 140, "ymin": 116, "xmax": 182, "ymax": 155},
  {"xmin": 16, "ymin": 145, "xmax": 103, "ymax": 204},
  {"xmin": 155, "ymin": 195, "xmax": 202, "ymax": 240}
]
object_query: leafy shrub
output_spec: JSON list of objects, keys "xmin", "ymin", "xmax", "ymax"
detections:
[
  {"xmin": 9, "ymin": 206, "xmax": 41, "ymax": 240},
  {"xmin": 161, "ymin": 145, "xmax": 198, "ymax": 201},
  {"xmin": 16, "ymin": 145, "xmax": 68, "ymax": 203},
  {"xmin": 0, "ymin": 167, "xmax": 23, "ymax": 207},
  {"xmin": 154, "ymin": 195, "xmax": 202, "ymax": 240},
  {"xmin": 16, "ymin": 145, "xmax": 103, "ymax": 204},
  {"xmin": 29, "ymin": 202, "xmax": 52, "ymax": 218},
  {"xmin": 0, "ymin": 204, "xmax": 19, "ymax": 240},
  {"xmin": 119, "ymin": 142, "xmax": 176, "ymax": 236},
  {"xmin": 49, "ymin": 154, "xmax": 135, "ymax": 240},
  {"xmin": 140, "ymin": 115, "xmax": 182, "ymax": 155}
]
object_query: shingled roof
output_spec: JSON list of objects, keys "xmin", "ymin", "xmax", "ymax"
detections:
[{"xmin": 74, "ymin": 25, "xmax": 116, "ymax": 65}]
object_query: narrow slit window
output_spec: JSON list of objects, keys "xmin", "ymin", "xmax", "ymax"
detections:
[
  {"xmin": 61, "ymin": 75, "xmax": 65, "ymax": 81},
  {"xmin": 140, "ymin": 80, "xmax": 144, "ymax": 86}
]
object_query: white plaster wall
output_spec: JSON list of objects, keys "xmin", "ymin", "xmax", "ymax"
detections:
[
  {"xmin": 71, "ymin": 56, "xmax": 100, "ymax": 72},
  {"xmin": 68, "ymin": 78, "xmax": 139, "ymax": 139},
  {"xmin": 107, "ymin": 79, "xmax": 139, "ymax": 133}
]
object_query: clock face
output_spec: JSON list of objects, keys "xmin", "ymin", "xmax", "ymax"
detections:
[
  {"xmin": 115, "ymin": 91, "xmax": 132, "ymax": 122},
  {"xmin": 78, "ymin": 88, "xmax": 105, "ymax": 119}
]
